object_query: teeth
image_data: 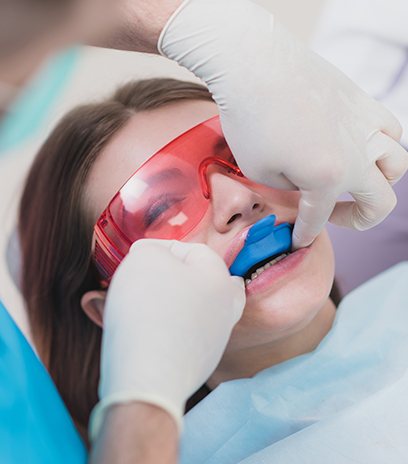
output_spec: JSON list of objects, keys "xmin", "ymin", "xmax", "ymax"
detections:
[{"xmin": 244, "ymin": 253, "xmax": 289, "ymax": 287}]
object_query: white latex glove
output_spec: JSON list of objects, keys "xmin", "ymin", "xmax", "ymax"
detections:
[
  {"xmin": 89, "ymin": 239, "xmax": 245, "ymax": 440},
  {"xmin": 158, "ymin": 0, "xmax": 408, "ymax": 248}
]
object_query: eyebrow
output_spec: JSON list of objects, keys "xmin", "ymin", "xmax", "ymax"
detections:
[
  {"xmin": 145, "ymin": 168, "xmax": 185, "ymax": 185},
  {"xmin": 212, "ymin": 136, "xmax": 229, "ymax": 154}
]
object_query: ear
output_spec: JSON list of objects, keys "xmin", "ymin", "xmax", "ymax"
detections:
[{"xmin": 80, "ymin": 290, "xmax": 107, "ymax": 328}]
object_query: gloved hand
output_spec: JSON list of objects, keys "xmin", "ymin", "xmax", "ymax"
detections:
[
  {"xmin": 158, "ymin": 0, "xmax": 408, "ymax": 248},
  {"xmin": 89, "ymin": 239, "xmax": 245, "ymax": 440}
]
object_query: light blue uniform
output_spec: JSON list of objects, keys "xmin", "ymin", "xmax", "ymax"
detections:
[
  {"xmin": 181, "ymin": 263, "xmax": 408, "ymax": 463},
  {"xmin": 0, "ymin": 300, "xmax": 86, "ymax": 463}
]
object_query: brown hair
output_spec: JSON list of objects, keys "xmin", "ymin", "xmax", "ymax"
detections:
[{"xmin": 18, "ymin": 78, "xmax": 214, "ymax": 442}]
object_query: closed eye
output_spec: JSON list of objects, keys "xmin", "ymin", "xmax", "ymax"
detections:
[{"xmin": 144, "ymin": 194, "xmax": 186, "ymax": 228}]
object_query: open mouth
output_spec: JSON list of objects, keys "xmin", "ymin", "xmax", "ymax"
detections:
[{"xmin": 243, "ymin": 250, "xmax": 292, "ymax": 285}]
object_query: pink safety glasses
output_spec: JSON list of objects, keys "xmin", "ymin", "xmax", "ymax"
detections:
[{"xmin": 93, "ymin": 116, "xmax": 244, "ymax": 286}]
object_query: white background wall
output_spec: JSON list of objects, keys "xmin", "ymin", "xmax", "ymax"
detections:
[{"xmin": 0, "ymin": 0, "xmax": 326, "ymax": 338}]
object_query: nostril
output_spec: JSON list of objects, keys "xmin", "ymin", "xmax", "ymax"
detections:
[
  {"xmin": 227, "ymin": 213, "xmax": 242, "ymax": 225},
  {"xmin": 253, "ymin": 203, "xmax": 260, "ymax": 210}
]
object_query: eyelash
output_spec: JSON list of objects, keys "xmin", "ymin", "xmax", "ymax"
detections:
[{"xmin": 144, "ymin": 195, "xmax": 186, "ymax": 227}]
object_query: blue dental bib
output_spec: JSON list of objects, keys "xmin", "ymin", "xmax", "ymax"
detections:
[{"xmin": 181, "ymin": 263, "xmax": 408, "ymax": 464}]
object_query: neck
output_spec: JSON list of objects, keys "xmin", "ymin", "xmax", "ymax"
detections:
[{"xmin": 207, "ymin": 299, "xmax": 336, "ymax": 389}]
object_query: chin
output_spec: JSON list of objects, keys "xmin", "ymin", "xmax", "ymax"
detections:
[{"xmin": 228, "ymin": 231, "xmax": 335, "ymax": 349}]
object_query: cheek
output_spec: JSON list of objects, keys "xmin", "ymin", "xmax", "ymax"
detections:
[
  {"xmin": 227, "ymin": 231, "xmax": 335, "ymax": 350},
  {"xmin": 181, "ymin": 207, "xmax": 222, "ymax": 249}
]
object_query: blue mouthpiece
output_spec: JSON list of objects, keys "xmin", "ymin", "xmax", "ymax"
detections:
[{"xmin": 229, "ymin": 214, "xmax": 292, "ymax": 277}]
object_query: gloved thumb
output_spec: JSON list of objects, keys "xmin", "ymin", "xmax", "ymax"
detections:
[
  {"xmin": 130, "ymin": 239, "xmax": 213, "ymax": 265},
  {"xmin": 293, "ymin": 191, "xmax": 336, "ymax": 249},
  {"xmin": 230, "ymin": 276, "xmax": 246, "ymax": 323}
]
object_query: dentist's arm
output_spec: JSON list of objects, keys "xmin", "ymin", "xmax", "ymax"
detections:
[
  {"xmin": 158, "ymin": 0, "xmax": 408, "ymax": 249},
  {"xmin": 89, "ymin": 240, "xmax": 245, "ymax": 462},
  {"xmin": 94, "ymin": 0, "xmax": 182, "ymax": 53}
]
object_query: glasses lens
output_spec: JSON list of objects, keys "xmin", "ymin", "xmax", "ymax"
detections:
[{"xmin": 94, "ymin": 116, "xmax": 238, "ymax": 283}]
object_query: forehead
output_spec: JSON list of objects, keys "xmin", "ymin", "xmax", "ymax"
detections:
[{"xmin": 85, "ymin": 99, "xmax": 218, "ymax": 223}]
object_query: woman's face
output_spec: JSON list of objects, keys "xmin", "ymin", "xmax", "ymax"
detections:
[{"xmin": 84, "ymin": 99, "xmax": 335, "ymax": 353}]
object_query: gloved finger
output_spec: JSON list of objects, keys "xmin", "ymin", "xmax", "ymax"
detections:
[
  {"xmin": 133, "ymin": 240, "xmax": 226, "ymax": 276},
  {"xmin": 235, "ymin": 162, "xmax": 297, "ymax": 190},
  {"xmin": 371, "ymin": 100, "xmax": 402, "ymax": 141},
  {"xmin": 231, "ymin": 275, "xmax": 245, "ymax": 291},
  {"xmin": 128, "ymin": 238, "xmax": 182, "ymax": 266},
  {"xmin": 371, "ymin": 132, "xmax": 408, "ymax": 184},
  {"xmin": 167, "ymin": 241, "xmax": 245, "ymax": 320},
  {"xmin": 376, "ymin": 104, "xmax": 403, "ymax": 141},
  {"xmin": 330, "ymin": 167, "xmax": 397, "ymax": 230},
  {"xmin": 292, "ymin": 190, "xmax": 337, "ymax": 249},
  {"xmin": 259, "ymin": 171, "xmax": 297, "ymax": 190},
  {"xmin": 267, "ymin": 172, "xmax": 298, "ymax": 191},
  {"xmin": 135, "ymin": 239, "xmax": 219, "ymax": 267},
  {"xmin": 130, "ymin": 238, "xmax": 201, "ymax": 264},
  {"xmin": 230, "ymin": 276, "xmax": 246, "ymax": 322},
  {"xmin": 127, "ymin": 239, "xmax": 205, "ymax": 275},
  {"xmin": 165, "ymin": 240, "xmax": 216, "ymax": 264},
  {"xmin": 129, "ymin": 238, "xmax": 176, "ymax": 253},
  {"xmin": 168, "ymin": 242, "xmax": 246, "ymax": 316}
]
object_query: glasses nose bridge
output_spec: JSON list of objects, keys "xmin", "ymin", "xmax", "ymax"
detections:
[{"xmin": 198, "ymin": 157, "xmax": 242, "ymax": 199}]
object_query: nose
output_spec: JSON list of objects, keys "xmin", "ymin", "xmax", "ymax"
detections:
[{"xmin": 208, "ymin": 171, "xmax": 266, "ymax": 233}]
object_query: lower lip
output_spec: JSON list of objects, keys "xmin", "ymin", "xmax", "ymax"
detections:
[{"xmin": 244, "ymin": 247, "xmax": 310, "ymax": 297}]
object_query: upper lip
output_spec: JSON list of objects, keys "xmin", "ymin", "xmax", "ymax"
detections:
[
  {"xmin": 223, "ymin": 216, "xmax": 294, "ymax": 269},
  {"xmin": 223, "ymin": 225, "xmax": 253, "ymax": 269}
]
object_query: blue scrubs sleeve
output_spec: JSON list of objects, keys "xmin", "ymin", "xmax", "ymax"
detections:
[{"xmin": 0, "ymin": 300, "xmax": 87, "ymax": 463}]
